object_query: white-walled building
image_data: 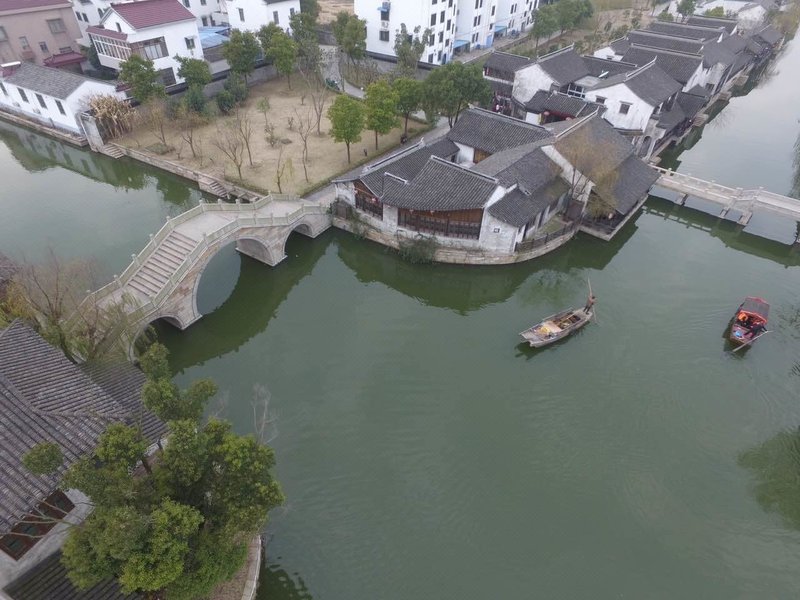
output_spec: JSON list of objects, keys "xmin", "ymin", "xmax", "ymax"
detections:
[
  {"xmin": 495, "ymin": 0, "xmax": 537, "ymax": 36},
  {"xmin": 0, "ymin": 61, "xmax": 124, "ymax": 134},
  {"xmin": 225, "ymin": 0, "xmax": 300, "ymax": 33},
  {"xmin": 355, "ymin": 0, "xmax": 457, "ymax": 65},
  {"xmin": 454, "ymin": 0, "xmax": 497, "ymax": 54},
  {"xmin": 87, "ymin": 0, "xmax": 202, "ymax": 86}
]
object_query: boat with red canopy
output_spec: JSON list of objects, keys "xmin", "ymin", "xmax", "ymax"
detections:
[{"xmin": 730, "ymin": 296, "xmax": 769, "ymax": 345}]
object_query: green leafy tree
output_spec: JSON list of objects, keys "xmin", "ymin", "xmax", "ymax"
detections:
[
  {"xmin": 290, "ymin": 11, "xmax": 322, "ymax": 72},
  {"xmin": 393, "ymin": 77, "xmax": 422, "ymax": 136},
  {"xmin": 556, "ymin": 0, "xmax": 582, "ymax": 34},
  {"xmin": 119, "ymin": 55, "xmax": 165, "ymax": 103},
  {"xmin": 266, "ymin": 30, "xmax": 299, "ymax": 88},
  {"xmin": 365, "ymin": 80, "xmax": 399, "ymax": 150},
  {"xmin": 327, "ymin": 94, "xmax": 365, "ymax": 163},
  {"xmin": 334, "ymin": 13, "xmax": 367, "ymax": 66},
  {"xmin": 657, "ymin": 9, "xmax": 675, "ymax": 21},
  {"xmin": 704, "ymin": 5, "xmax": 726, "ymax": 15},
  {"xmin": 175, "ymin": 56, "xmax": 211, "ymax": 88},
  {"xmin": 299, "ymin": 0, "xmax": 319, "ymax": 20},
  {"xmin": 424, "ymin": 62, "xmax": 491, "ymax": 127},
  {"xmin": 222, "ymin": 29, "xmax": 261, "ymax": 83},
  {"xmin": 256, "ymin": 22, "xmax": 281, "ymax": 53},
  {"xmin": 22, "ymin": 442, "xmax": 63, "ymax": 475},
  {"xmin": 59, "ymin": 344, "xmax": 284, "ymax": 599},
  {"xmin": 183, "ymin": 84, "xmax": 206, "ymax": 113},
  {"xmin": 677, "ymin": 0, "xmax": 697, "ymax": 20},
  {"xmin": 531, "ymin": 5, "xmax": 559, "ymax": 54},
  {"xmin": 394, "ymin": 23, "xmax": 432, "ymax": 77}
]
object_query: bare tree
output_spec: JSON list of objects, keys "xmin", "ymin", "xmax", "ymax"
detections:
[
  {"xmin": 298, "ymin": 55, "xmax": 332, "ymax": 136},
  {"xmin": 138, "ymin": 97, "xmax": 169, "ymax": 147},
  {"xmin": 274, "ymin": 145, "xmax": 294, "ymax": 194},
  {"xmin": 176, "ymin": 103, "xmax": 207, "ymax": 159},
  {"xmin": 294, "ymin": 108, "xmax": 314, "ymax": 183},
  {"xmin": 86, "ymin": 94, "xmax": 135, "ymax": 140},
  {"xmin": 212, "ymin": 123, "xmax": 246, "ymax": 180},
  {"xmin": 233, "ymin": 109, "xmax": 256, "ymax": 167},
  {"xmin": 252, "ymin": 383, "xmax": 278, "ymax": 444}
]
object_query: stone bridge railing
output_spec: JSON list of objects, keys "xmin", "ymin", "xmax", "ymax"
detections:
[{"xmin": 82, "ymin": 195, "xmax": 326, "ymax": 323}]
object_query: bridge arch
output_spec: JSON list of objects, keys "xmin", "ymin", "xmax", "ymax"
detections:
[{"xmin": 281, "ymin": 218, "xmax": 321, "ymax": 257}]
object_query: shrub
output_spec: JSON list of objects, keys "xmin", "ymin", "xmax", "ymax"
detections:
[
  {"xmin": 184, "ymin": 85, "xmax": 207, "ymax": 113},
  {"xmin": 216, "ymin": 89, "xmax": 236, "ymax": 113},
  {"xmin": 224, "ymin": 73, "xmax": 248, "ymax": 103},
  {"xmin": 397, "ymin": 235, "xmax": 438, "ymax": 264}
]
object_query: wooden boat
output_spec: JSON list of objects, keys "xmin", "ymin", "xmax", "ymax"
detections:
[
  {"xmin": 729, "ymin": 296, "xmax": 769, "ymax": 345},
  {"xmin": 520, "ymin": 306, "xmax": 593, "ymax": 348}
]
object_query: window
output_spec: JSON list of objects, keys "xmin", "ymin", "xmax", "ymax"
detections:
[
  {"xmin": 0, "ymin": 491, "xmax": 74, "ymax": 561},
  {"xmin": 492, "ymin": 6, "xmax": 496, "ymax": 15},
  {"xmin": 273, "ymin": 10, "xmax": 279, "ymax": 24},
  {"xmin": 446, "ymin": 19, "xmax": 451, "ymax": 30},
  {"xmin": 35, "ymin": 93, "xmax": 46, "ymax": 108},
  {"xmin": 81, "ymin": 12, "xmax": 88, "ymax": 21},
  {"xmin": 428, "ymin": 53, "xmax": 434, "ymax": 63},
  {"xmin": 380, "ymin": 8, "xmax": 390, "ymax": 20},
  {"xmin": 238, "ymin": 7, "xmax": 244, "ymax": 21},
  {"xmin": 201, "ymin": 0, "xmax": 206, "ymax": 4},
  {"xmin": 183, "ymin": 0, "xmax": 190, "ymax": 6},
  {"xmin": 201, "ymin": 16, "xmax": 208, "ymax": 25},
  {"xmin": 438, "ymin": 31, "xmax": 443, "ymax": 42},
  {"xmin": 0, "ymin": 82, "xmax": 7, "ymax": 96},
  {"xmin": 619, "ymin": 102, "xmax": 631, "ymax": 114},
  {"xmin": 116, "ymin": 22, "xmax": 122, "ymax": 32},
  {"xmin": 595, "ymin": 96, "xmax": 606, "ymax": 104},
  {"xmin": 18, "ymin": 88, "xmax": 28, "ymax": 103},
  {"xmin": 75, "ymin": 11, "xmax": 82, "ymax": 21},
  {"xmin": 98, "ymin": 7, "xmax": 104, "ymax": 17},
  {"xmin": 0, "ymin": 26, "xmax": 7, "ymax": 42},
  {"xmin": 47, "ymin": 19, "xmax": 66, "ymax": 34},
  {"xmin": 428, "ymin": 33, "xmax": 435, "ymax": 45},
  {"xmin": 138, "ymin": 37, "xmax": 167, "ymax": 60},
  {"xmin": 379, "ymin": 30, "xmax": 389, "ymax": 41},
  {"xmin": 431, "ymin": 13, "xmax": 436, "ymax": 26},
  {"xmin": 440, "ymin": 10, "xmax": 445, "ymax": 22},
  {"xmin": 19, "ymin": 36, "xmax": 29, "ymax": 49},
  {"xmin": 185, "ymin": 36, "xmax": 195, "ymax": 50},
  {"xmin": 55, "ymin": 99, "xmax": 65, "ymax": 115},
  {"xmin": 39, "ymin": 42, "xmax": 49, "ymax": 52},
  {"xmin": 290, "ymin": 7, "xmax": 295, "ymax": 16}
]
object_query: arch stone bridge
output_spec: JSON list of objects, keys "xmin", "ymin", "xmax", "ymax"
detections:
[
  {"xmin": 652, "ymin": 167, "xmax": 800, "ymax": 227},
  {"xmin": 86, "ymin": 194, "xmax": 333, "ymax": 336}
]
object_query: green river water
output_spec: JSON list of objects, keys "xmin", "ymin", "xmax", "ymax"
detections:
[{"xmin": 1, "ymin": 36, "xmax": 800, "ymax": 599}]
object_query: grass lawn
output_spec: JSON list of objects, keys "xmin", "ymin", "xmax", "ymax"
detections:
[{"xmin": 119, "ymin": 76, "xmax": 418, "ymax": 196}]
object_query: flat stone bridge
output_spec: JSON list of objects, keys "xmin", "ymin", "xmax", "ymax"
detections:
[
  {"xmin": 652, "ymin": 166, "xmax": 800, "ymax": 226},
  {"xmin": 85, "ymin": 193, "xmax": 333, "ymax": 336}
]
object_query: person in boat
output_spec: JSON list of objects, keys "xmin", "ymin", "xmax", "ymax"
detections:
[
  {"xmin": 584, "ymin": 294, "xmax": 596, "ymax": 314},
  {"xmin": 737, "ymin": 312, "xmax": 750, "ymax": 327},
  {"xmin": 749, "ymin": 321, "xmax": 766, "ymax": 338}
]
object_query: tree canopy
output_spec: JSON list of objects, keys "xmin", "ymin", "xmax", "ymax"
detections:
[
  {"xmin": 22, "ymin": 442, "xmax": 63, "ymax": 475},
  {"xmin": 222, "ymin": 29, "xmax": 261, "ymax": 82},
  {"xmin": 704, "ymin": 6, "xmax": 726, "ymax": 16},
  {"xmin": 57, "ymin": 343, "xmax": 284, "ymax": 599},
  {"xmin": 364, "ymin": 80, "xmax": 399, "ymax": 149},
  {"xmin": 327, "ymin": 94, "xmax": 365, "ymax": 163},
  {"xmin": 119, "ymin": 55, "xmax": 165, "ymax": 103},
  {"xmin": 394, "ymin": 24, "xmax": 431, "ymax": 77},
  {"xmin": 531, "ymin": 5, "xmax": 559, "ymax": 52},
  {"xmin": 423, "ymin": 62, "xmax": 491, "ymax": 127},
  {"xmin": 333, "ymin": 12, "xmax": 367, "ymax": 66},
  {"xmin": 392, "ymin": 77, "xmax": 422, "ymax": 136},
  {"xmin": 175, "ymin": 56, "xmax": 211, "ymax": 88},
  {"xmin": 299, "ymin": 0, "xmax": 319, "ymax": 20},
  {"xmin": 266, "ymin": 30, "xmax": 298, "ymax": 88},
  {"xmin": 677, "ymin": 0, "xmax": 697, "ymax": 20}
]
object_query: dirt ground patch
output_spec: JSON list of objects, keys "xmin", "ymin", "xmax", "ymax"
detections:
[
  {"xmin": 319, "ymin": 0, "xmax": 353, "ymax": 24},
  {"xmin": 120, "ymin": 77, "xmax": 417, "ymax": 196}
]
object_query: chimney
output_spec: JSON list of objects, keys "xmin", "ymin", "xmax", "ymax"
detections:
[{"xmin": 1, "ymin": 61, "xmax": 22, "ymax": 77}]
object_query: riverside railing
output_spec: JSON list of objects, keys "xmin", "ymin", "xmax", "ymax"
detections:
[
  {"xmin": 515, "ymin": 221, "xmax": 578, "ymax": 253},
  {"xmin": 83, "ymin": 197, "xmax": 325, "ymax": 316}
]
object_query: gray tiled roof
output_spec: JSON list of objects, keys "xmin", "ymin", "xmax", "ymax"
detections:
[
  {"xmin": 484, "ymin": 51, "xmax": 531, "ymax": 75},
  {"xmin": 473, "ymin": 145, "xmax": 560, "ymax": 192},
  {"xmin": 381, "ymin": 157, "xmax": 498, "ymax": 211},
  {"xmin": 447, "ymin": 108, "xmax": 551, "ymax": 154},
  {"xmin": 594, "ymin": 154, "xmax": 659, "ymax": 214},
  {"xmin": 627, "ymin": 30, "xmax": 705, "ymax": 54},
  {"xmin": 719, "ymin": 33, "xmax": 749, "ymax": 54},
  {"xmin": 752, "ymin": 25, "xmax": 783, "ymax": 46},
  {"xmin": 656, "ymin": 102, "xmax": 686, "ymax": 130},
  {"xmin": 360, "ymin": 138, "xmax": 459, "ymax": 196},
  {"xmin": 610, "ymin": 38, "xmax": 630, "ymax": 54},
  {"xmin": 582, "ymin": 56, "xmax": 638, "ymax": 77},
  {"xmin": 701, "ymin": 40, "xmax": 737, "ymax": 67},
  {"xmin": 677, "ymin": 90, "xmax": 706, "ymax": 119},
  {"xmin": 621, "ymin": 45, "xmax": 703, "ymax": 84},
  {"xmin": 523, "ymin": 90, "xmax": 603, "ymax": 117},
  {"xmin": 1, "ymin": 62, "xmax": 108, "ymax": 100},
  {"xmin": 536, "ymin": 47, "xmax": 590, "ymax": 85},
  {"xmin": 4, "ymin": 551, "xmax": 141, "ymax": 600},
  {"xmin": 592, "ymin": 62, "xmax": 681, "ymax": 106},
  {"xmin": 647, "ymin": 21, "xmax": 725, "ymax": 41},
  {"xmin": 687, "ymin": 15, "xmax": 738, "ymax": 33},
  {"xmin": 0, "ymin": 321, "xmax": 166, "ymax": 534},
  {"xmin": 488, "ymin": 179, "xmax": 570, "ymax": 227}
]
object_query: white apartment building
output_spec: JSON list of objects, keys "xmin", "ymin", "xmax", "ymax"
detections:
[
  {"xmin": 494, "ymin": 0, "xmax": 537, "ymax": 36},
  {"xmin": 455, "ymin": 0, "xmax": 496, "ymax": 51},
  {"xmin": 88, "ymin": 0, "xmax": 202, "ymax": 86},
  {"xmin": 355, "ymin": 0, "xmax": 458, "ymax": 65},
  {"xmin": 225, "ymin": 0, "xmax": 300, "ymax": 33}
]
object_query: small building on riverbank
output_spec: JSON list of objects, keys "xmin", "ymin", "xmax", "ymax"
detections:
[
  {"xmin": 0, "ymin": 61, "xmax": 123, "ymax": 135},
  {"xmin": 333, "ymin": 109, "xmax": 658, "ymax": 264}
]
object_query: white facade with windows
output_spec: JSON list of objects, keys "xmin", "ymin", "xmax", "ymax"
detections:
[
  {"xmin": 88, "ymin": 2, "xmax": 202, "ymax": 85},
  {"xmin": 455, "ymin": 0, "xmax": 497, "ymax": 52},
  {"xmin": 0, "ymin": 62, "xmax": 123, "ymax": 136},
  {"xmin": 224, "ymin": 0, "xmax": 300, "ymax": 33},
  {"xmin": 355, "ymin": 0, "xmax": 457, "ymax": 65}
]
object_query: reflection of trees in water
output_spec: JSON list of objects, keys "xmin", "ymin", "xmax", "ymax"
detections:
[
  {"xmin": 739, "ymin": 428, "xmax": 800, "ymax": 528},
  {"xmin": 256, "ymin": 563, "xmax": 313, "ymax": 600},
  {"xmin": 791, "ymin": 131, "xmax": 800, "ymax": 200}
]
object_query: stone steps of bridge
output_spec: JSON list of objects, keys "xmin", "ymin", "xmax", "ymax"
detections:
[
  {"xmin": 136, "ymin": 265, "xmax": 169, "ymax": 287},
  {"xmin": 166, "ymin": 231, "xmax": 199, "ymax": 252},
  {"xmin": 155, "ymin": 242, "xmax": 190, "ymax": 265},
  {"xmin": 147, "ymin": 255, "xmax": 179, "ymax": 276},
  {"xmin": 128, "ymin": 276, "xmax": 160, "ymax": 298}
]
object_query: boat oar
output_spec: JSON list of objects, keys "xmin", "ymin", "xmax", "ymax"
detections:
[
  {"xmin": 732, "ymin": 330, "xmax": 771, "ymax": 352},
  {"xmin": 587, "ymin": 278, "xmax": 599, "ymax": 324}
]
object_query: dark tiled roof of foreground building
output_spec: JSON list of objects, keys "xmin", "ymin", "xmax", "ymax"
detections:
[{"xmin": 448, "ymin": 108, "xmax": 551, "ymax": 154}]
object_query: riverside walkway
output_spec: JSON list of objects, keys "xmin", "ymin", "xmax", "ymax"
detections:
[
  {"xmin": 651, "ymin": 167, "xmax": 800, "ymax": 226},
  {"xmin": 86, "ymin": 194, "xmax": 333, "ymax": 335}
]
